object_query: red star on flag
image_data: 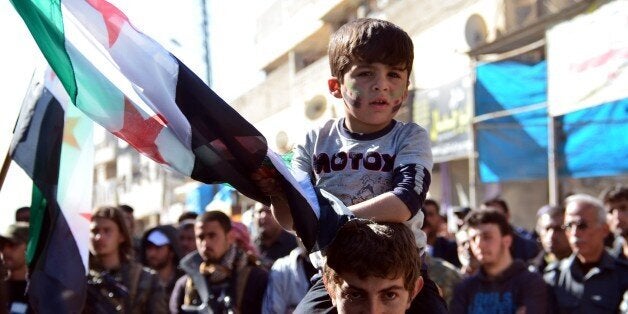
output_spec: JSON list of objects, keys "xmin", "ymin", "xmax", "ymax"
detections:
[
  {"xmin": 113, "ymin": 98, "xmax": 169, "ymax": 165},
  {"xmin": 86, "ymin": 0, "xmax": 131, "ymax": 47}
]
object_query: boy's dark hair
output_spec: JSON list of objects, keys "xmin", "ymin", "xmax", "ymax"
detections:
[
  {"xmin": 600, "ymin": 185, "xmax": 628, "ymax": 205},
  {"xmin": 92, "ymin": 206, "xmax": 134, "ymax": 263},
  {"xmin": 482, "ymin": 197, "xmax": 510, "ymax": 215},
  {"xmin": 324, "ymin": 219, "xmax": 421, "ymax": 293},
  {"xmin": 465, "ymin": 209, "xmax": 513, "ymax": 237},
  {"xmin": 328, "ymin": 18, "xmax": 414, "ymax": 83},
  {"xmin": 197, "ymin": 210, "xmax": 232, "ymax": 233}
]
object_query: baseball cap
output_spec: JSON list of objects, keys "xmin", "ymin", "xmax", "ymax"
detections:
[
  {"xmin": 147, "ymin": 230, "xmax": 170, "ymax": 246},
  {"xmin": 0, "ymin": 222, "xmax": 29, "ymax": 245}
]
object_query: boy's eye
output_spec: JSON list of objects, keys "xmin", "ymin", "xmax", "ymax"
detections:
[{"xmin": 388, "ymin": 72, "xmax": 402, "ymax": 78}]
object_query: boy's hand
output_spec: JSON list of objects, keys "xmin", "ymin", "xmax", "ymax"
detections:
[{"xmin": 251, "ymin": 165, "xmax": 283, "ymax": 197}]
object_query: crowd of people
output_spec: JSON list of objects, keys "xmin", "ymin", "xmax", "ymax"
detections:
[
  {"xmin": 1, "ymin": 188, "xmax": 626, "ymax": 313},
  {"xmin": 1, "ymin": 16, "xmax": 627, "ymax": 314}
]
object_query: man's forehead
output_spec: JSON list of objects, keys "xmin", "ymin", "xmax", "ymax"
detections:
[
  {"xmin": 469, "ymin": 223, "xmax": 500, "ymax": 235},
  {"xmin": 338, "ymin": 272, "xmax": 405, "ymax": 291}
]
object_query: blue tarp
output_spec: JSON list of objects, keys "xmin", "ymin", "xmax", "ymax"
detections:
[
  {"xmin": 475, "ymin": 61, "xmax": 548, "ymax": 182},
  {"xmin": 474, "ymin": 60, "xmax": 628, "ymax": 182},
  {"xmin": 559, "ymin": 99, "xmax": 628, "ymax": 177}
]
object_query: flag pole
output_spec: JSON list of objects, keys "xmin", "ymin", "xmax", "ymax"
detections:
[{"xmin": 0, "ymin": 150, "xmax": 11, "ymax": 193}]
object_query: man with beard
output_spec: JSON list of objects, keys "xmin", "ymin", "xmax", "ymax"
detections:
[
  {"xmin": 529, "ymin": 205, "xmax": 572, "ymax": 273},
  {"xmin": 544, "ymin": 194, "xmax": 628, "ymax": 313},
  {"xmin": 0, "ymin": 223, "xmax": 30, "ymax": 314},
  {"xmin": 602, "ymin": 185, "xmax": 627, "ymax": 260},
  {"xmin": 450, "ymin": 210, "xmax": 548, "ymax": 314},
  {"xmin": 140, "ymin": 225, "xmax": 184, "ymax": 300},
  {"xmin": 177, "ymin": 220, "xmax": 197, "ymax": 257},
  {"xmin": 170, "ymin": 211, "xmax": 268, "ymax": 313},
  {"xmin": 252, "ymin": 202, "xmax": 297, "ymax": 269}
]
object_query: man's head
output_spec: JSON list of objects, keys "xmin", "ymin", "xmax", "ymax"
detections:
[
  {"xmin": 195, "ymin": 211, "xmax": 234, "ymax": 263},
  {"xmin": 323, "ymin": 219, "xmax": 423, "ymax": 313},
  {"xmin": 481, "ymin": 198, "xmax": 510, "ymax": 220},
  {"xmin": 327, "ymin": 18, "xmax": 413, "ymax": 134},
  {"xmin": 536, "ymin": 205, "xmax": 572, "ymax": 260},
  {"xmin": 15, "ymin": 207, "xmax": 30, "ymax": 223},
  {"xmin": 143, "ymin": 228, "xmax": 175, "ymax": 271},
  {"xmin": 177, "ymin": 211, "xmax": 198, "ymax": 223},
  {"xmin": 601, "ymin": 185, "xmax": 628, "ymax": 238},
  {"xmin": 0, "ymin": 222, "xmax": 29, "ymax": 275},
  {"xmin": 563, "ymin": 194, "xmax": 609, "ymax": 263},
  {"xmin": 421, "ymin": 199, "xmax": 444, "ymax": 237},
  {"xmin": 253, "ymin": 202, "xmax": 282, "ymax": 242},
  {"xmin": 90, "ymin": 206, "xmax": 133, "ymax": 263},
  {"xmin": 177, "ymin": 219, "xmax": 197, "ymax": 256},
  {"xmin": 464, "ymin": 210, "xmax": 513, "ymax": 270}
]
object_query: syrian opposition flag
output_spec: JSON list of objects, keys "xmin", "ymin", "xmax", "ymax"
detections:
[
  {"xmin": 9, "ymin": 0, "xmax": 341, "ymax": 253},
  {"xmin": 10, "ymin": 71, "xmax": 93, "ymax": 313}
]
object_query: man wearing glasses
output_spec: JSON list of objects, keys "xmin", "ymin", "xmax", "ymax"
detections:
[{"xmin": 544, "ymin": 194, "xmax": 628, "ymax": 313}]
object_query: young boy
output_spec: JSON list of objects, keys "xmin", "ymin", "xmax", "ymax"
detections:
[
  {"xmin": 323, "ymin": 219, "xmax": 424, "ymax": 314},
  {"xmin": 255, "ymin": 18, "xmax": 442, "ymax": 312}
]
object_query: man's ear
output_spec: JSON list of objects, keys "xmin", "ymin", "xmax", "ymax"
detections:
[
  {"xmin": 408, "ymin": 276, "xmax": 424, "ymax": 309},
  {"xmin": 503, "ymin": 234, "xmax": 513, "ymax": 250},
  {"xmin": 328, "ymin": 77, "xmax": 342, "ymax": 99},
  {"xmin": 322, "ymin": 274, "xmax": 338, "ymax": 306}
]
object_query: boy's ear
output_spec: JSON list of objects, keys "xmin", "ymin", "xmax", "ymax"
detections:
[
  {"xmin": 408, "ymin": 276, "xmax": 424, "ymax": 309},
  {"xmin": 328, "ymin": 77, "xmax": 343, "ymax": 99}
]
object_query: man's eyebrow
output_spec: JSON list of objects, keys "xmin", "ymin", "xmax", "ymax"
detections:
[{"xmin": 379, "ymin": 285, "xmax": 405, "ymax": 293}]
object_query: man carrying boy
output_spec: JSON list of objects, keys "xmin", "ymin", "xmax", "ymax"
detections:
[
  {"xmin": 323, "ymin": 219, "xmax": 423, "ymax": 313},
  {"xmin": 255, "ymin": 17, "xmax": 443, "ymax": 312}
]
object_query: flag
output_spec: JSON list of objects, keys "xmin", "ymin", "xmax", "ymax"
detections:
[
  {"xmin": 10, "ymin": 72, "xmax": 93, "ymax": 313},
  {"xmin": 10, "ymin": 0, "xmax": 340, "ymax": 257}
]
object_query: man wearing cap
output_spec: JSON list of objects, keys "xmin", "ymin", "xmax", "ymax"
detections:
[
  {"xmin": 0, "ymin": 222, "xmax": 30, "ymax": 314},
  {"xmin": 140, "ymin": 225, "xmax": 184, "ymax": 300}
]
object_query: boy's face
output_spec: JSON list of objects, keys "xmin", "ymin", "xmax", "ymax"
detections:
[
  {"xmin": 329, "ymin": 62, "xmax": 409, "ymax": 134},
  {"xmin": 325, "ymin": 272, "xmax": 422, "ymax": 314}
]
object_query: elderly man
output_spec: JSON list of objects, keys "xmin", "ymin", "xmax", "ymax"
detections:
[{"xmin": 544, "ymin": 194, "xmax": 628, "ymax": 313}]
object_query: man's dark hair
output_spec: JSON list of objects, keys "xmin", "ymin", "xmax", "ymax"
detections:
[
  {"xmin": 423, "ymin": 199, "xmax": 440, "ymax": 211},
  {"xmin": 178, "ymin": 211, "xmax": 198, "ymax": 223},
  {"xmin": 92, "ymin": 206, "xmax": 133, "ymax": 263},
  {"xmin": 324, "ymin": 219, "xmax": 421, "ymax": 293},
  {"xmin": 328, "ymin": 18, "xmax": 413, "ymax": 83},
  {"xmin": 600, "ymin": 185, "xmax": 628, "ymax": 205},
  {"xmin": 14, "ymin": 206, "xmax": 30, "ymax": 222},
  {"xmin": 537, "ymin": 204, "xmax": 564, "ymax": 219},
  {"xmin": 198, "ymin": 211, "xmax": 232, "ymax": 233},
  {"xmin": 482, "ymin": 197, "xmax": 510, "ymax": 215},
  {"xmin": 465, "ymin": 209, "xmax": 513, "ymax": 237},
  {"xmin": 117, "ymin": 204, "xmax": 134, "ymax": 215}
]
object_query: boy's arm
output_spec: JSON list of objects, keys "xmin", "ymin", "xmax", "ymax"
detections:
[
  {"xmin": 350, "ymin": 164, "xmax": 431, "ymax": 223},
  {"xmin": 349, "ymin": 192, "xmax": 411, "ymax": 221}
]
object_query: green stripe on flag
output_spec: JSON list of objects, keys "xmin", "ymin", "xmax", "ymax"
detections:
[
  {"xmin": 10, "ymin": 0, "xmax": 77, "ymax": 102},
  {"xmin": 27, "ymin": 183, "xmax": 46, "ymax": 265}
]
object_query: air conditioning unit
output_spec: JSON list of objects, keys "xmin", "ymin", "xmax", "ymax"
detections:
[{"xmin": 465, "ymin": 13, "xmax": 489, "ymax": 49}]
